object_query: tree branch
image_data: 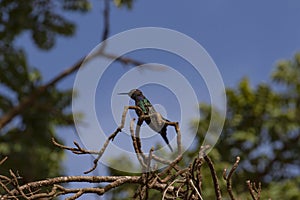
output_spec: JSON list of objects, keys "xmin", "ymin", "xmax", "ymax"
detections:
[
  {"xmin": 247, "ymin": 180, "xmax": 261, "ymax": 200},
  {"xmin": 223, "ymin": 156, "xmax": 240, "ymax": 200},
  {"xmin": 1, "ymin": 104, "xmax": 264, "ymax": 199},
  {"xmin": 204, "ymin": 154, "xmax": 222, "ymax": 200},
  {"xmin": 0, "ymin": 52, "xmax": 148, "ymax": 131}
]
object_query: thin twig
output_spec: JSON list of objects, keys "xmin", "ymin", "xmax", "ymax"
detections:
[
  {"xmin": 223, "ymin": 156, "xmax": 240, "ymax": 200},
  {"xmin": 51, "ymin": 106, "xmax": 145, "ymax": 174},
  {"xmin": 247, "ymin": 180, "xmax": 261, "ymax": 200},
  {"xmin": 0, "ymin": 156, "xmax": 8, "ymax": 165},
  {"xmin": 84, "ymin": 127, "xmax": 122, "ymax": 174},
  {"xmin": 158, "ymin": 153, "xmax": 182, "ymax": 179},
  {"xmin": 162, "ymin": 179, "xmax": 184, "ymax": 200},
  {"xmin": 160, "ymin": 168, "xmax": 188, "ymax": 184},
  {"xmin": 195, "ymin": 157, "xmax": 203, "ymax": 196},
  {"xmin": 147, "ymin": 147, "xmax": 154, "ymax": 172},
  {"xmin": 130, "ymin": 118, "xmax": 147, "ymax": 169},
  {"xmin": 101, "ymin": 0, "xmax": 110, "ymax": 42},
  {"xmin": 164, "ymin": 121, "xmax": 181, "ymax": 154},
  {"xmin": 247, "ymin": 180, "xmax": 257, "ymax": 200},
  {"xmin": 198, "ymin": 145, "xmax": 210, "ymax": 159},
  {"xmin": 9, "ymin": 170, "xmax": 28, "ymax": 199},
  {"xmin": 52, "ymin": 138, "xmax": 99, "ymax": 155},
  {"xmin": 0, "ymin": 180, "xmax": 18, "ymax": 200},
  {"xmin": 156, "ymin": 121, "xmax": 182, "ymax": 178},
  {"xmin": 256, "ymin": 182, "xmax": 262, "ymax": 200},
  {"xmin": 204, "ymin": 154, "xmax": 222, "ymax": 200},
  {"xmin": 189, "ymin": 179, "xmax": 203, "ymax": 200}
]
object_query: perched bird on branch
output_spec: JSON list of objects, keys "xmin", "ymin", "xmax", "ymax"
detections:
[{"xmin": 118, "ymin": 89, "xmax": 173, "ymax": 152}]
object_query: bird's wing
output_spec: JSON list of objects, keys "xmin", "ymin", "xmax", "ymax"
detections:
[{"xmin": 138, "ymin": 99, "xmax": 155, "ymax": 115}]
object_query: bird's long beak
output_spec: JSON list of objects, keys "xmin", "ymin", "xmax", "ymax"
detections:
[{"xmin": 118, "ymin": 92, "xmax": 129, "ymax": 95}]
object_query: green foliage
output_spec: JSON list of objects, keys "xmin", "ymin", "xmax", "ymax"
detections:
[
  {"xmin": 113, "ymin": 0, "xmax": 135, "ymax": 9},
  {"xmin": 0, "ymin": 0, "xmax": 91, "ymax": 183},
  {"xmin": 63, "ymin": 0, "xmax": 92, "ymax": 12},
  {"xmin": 0, "ymin": 0, "xmax": 91, "ymax": 49},
  {"xmin": 263, "ymin": 177, "xmax": 300, "ymax": 200},
  {"xmin": 0, "ymin": 46, "xmax": 74, "ymax": 182},
  {"xmin": 193, "ymin": 53, "xmax": 300, "ymax": 199}
]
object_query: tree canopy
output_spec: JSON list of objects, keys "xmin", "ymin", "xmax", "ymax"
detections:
[
  {"xmin": 191, "ymin": 53, "xmax": 300, "ymax": 199},
  {"xmin": 0, "ymin": 0, "xmax": 92, "ymax": 182}
]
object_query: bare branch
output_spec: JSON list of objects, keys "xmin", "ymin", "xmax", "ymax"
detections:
[
  {"xmin": 1, "ymin": 144, "xmax": 258, "ymax": 200},
  {"xmin": 4, "ymin": 175, "xmax": 141, "ymax": 198},
  {"xmin": 164, "ymin": 121, "xmax": 182, "ymax": 154},
  {"xmin": 84, "ymin": 106, "xmax": 143, "ymax": 174},
  {"xmin": 52, "ymin": 138, "xmax": 99, "ymax": 155},
  {"xmin": 0, "ymin": 54, "xmax": 148, "ymax": 131},
  {"xmin": 0, "ymin": 156, "xmax": 8, "ymax": 165},
  {"xmin": 101, "ymin": 0, "xmax": 110, "ymax": 42},
  {"xmin": 223, "ymin": 156, "xmax": 240, "ymax": 200},
  {"xmin": 162, "ymin": 179, "xmax": 184, "ymax": 200},
  {"xmin": 130, "ymin": 118, "xmax": 148, "ymax": 169},
  {"xmin": 0, "ymin": 175, "xmax": 17, "ymax": 200},
  {"xmin": 84, "ymin": 127, "xmax": 122, "ymax": 174},
  {"xmin": 247, "ymin": 180, "xmax": 261, "ymax": 200},
  {"xmin": 204, "ymin": 154, "xmax": 222, "ymax": 200},
  {"xmin": 189, "ymin": 179, "xmax": 203, "ymax": 200},
  {"xmin": 147, "ymin": 147, "xmax": 154, "ymax": 172}
]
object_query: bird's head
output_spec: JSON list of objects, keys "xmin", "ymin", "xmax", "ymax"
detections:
[{"xmin": 118, "ymin": 89, "xmax": 143, "ymax": 99}]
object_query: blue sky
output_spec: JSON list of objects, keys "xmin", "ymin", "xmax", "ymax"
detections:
[
  {"xmin": 17, "ymin": 0, "xmax": 300, "ymax": 198},
  {"xmin": 20, "ymin": 0, "xmax": 300, "ymax": 88}
]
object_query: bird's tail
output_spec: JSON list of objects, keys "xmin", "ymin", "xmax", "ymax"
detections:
[{"xmin": 160, "ymin": 126, "xmax": 173, "ymax": 152}]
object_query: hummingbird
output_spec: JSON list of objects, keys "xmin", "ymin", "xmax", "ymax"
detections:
[{"xmin": 118, "ymin": 89, "xmax": 173, "ymax": 152}]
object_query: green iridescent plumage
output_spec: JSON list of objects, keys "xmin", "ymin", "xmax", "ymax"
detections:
[{"xmin": 137, "ymin": 98, "xmax": 151, "ymax": 114}]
